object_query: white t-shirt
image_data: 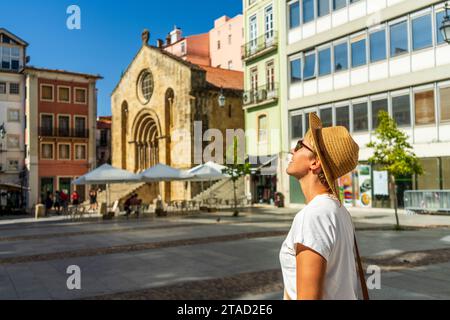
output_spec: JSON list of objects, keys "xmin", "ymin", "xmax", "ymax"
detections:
[{"xmin": 279, "ymin": 194, "xmax": 360, "ymax": 300}]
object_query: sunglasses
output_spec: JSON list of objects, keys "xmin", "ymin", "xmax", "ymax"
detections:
[{"xmin": 294, "ymin": 139, "xmax": 316, "ymax": 154}]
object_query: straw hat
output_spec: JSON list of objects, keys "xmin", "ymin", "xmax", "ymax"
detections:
[{"xmin": 309, "ymin": 113, "xmax": 360, "ymax": 203}]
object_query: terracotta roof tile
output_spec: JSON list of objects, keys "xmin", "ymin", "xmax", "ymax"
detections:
[{"xmin": 200, "ymin": 65, "xmax": 243, "ymax": 91}]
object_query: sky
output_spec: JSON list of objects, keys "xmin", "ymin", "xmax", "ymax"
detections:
[{"xmin": 0, "ymin": 0, "xmax": 243, "ymax": 116}]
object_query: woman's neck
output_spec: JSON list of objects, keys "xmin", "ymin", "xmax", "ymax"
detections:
[{"xmin": 300, "ymin": 179, "xmax": 332, "ymax": 205}]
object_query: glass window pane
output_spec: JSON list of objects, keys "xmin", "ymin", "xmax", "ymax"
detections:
[
  {"xmin": 392, "ymin": 95, "xmax": 411, "ymax": 127},
  {"xmin": 318, "ymin": 0, "xmax": 330, "ymax": 17},
  {"xmin": 289, "ymin": 1, "xmax": 301, "ymax": 29},
  {"xmin": 372, "ymin": 99, "xmax": 388, "ymax": 129},
  {"xmin": 415, "ymin": 90, "xmax": 435, "ymax": 125},
  {"xmin": 305, "ymin": 112, "xmax": 317, "ymax": 133},
  {"xmin": 333, "ymin": 0, "xmax": 346, "ymax": 11},
  {"xmin": 390, "ymin": 21, "xmax": 409, "ymax": 57},
  {"xmin": 334, "ymin": 42, "xmax": 348, "ymax": 72},
  {"xmin": 351, "ymin": 38, "xmax": 367, "ymax": 67},
  {"xmin": 303, "ymin": 0, "xmax": 315, "ymax": 23},
  {"xmin": 353, "ymin": 102, "xmax": 369, "ymax": 132},
  {"xmin": 290, "ymin": 58, "xmax": 302, "ymax": 83},
  {"xmin": 417, "ymin": 158, "xmax": 440, "ymax": 190},
  {"xmin": 412, "ymin": 14, "xmax": 432, "ymax": 51},
  {"xmin": 320, "ymin": 108, "xmax": 333, "ymax": 127},
  {"xmin": 303, "ymin": 53, "xmax": 316, "ymax": 79},
  {"xmin": 436, "ymin": 11, "xmax": 446, "ymax": 44},
  {"xmin": 336, "ymin": 106, "xmax": 350, "ymax": 130},
  {"xmin": 291, "ymin": 114, "xmax": 303, "ymax": 139},
  {"xmin": 370, "ymin": 29, "xmax": 387, "ymax": 62},
  {"xmin": 443, "ymin": 157, "xmax": 450, "ymax": 189},
  {"xmin": 319, "ymin": 48, "xmax": 331, "ymax": 75},
  {"xmin": 440, "ymin": 86, "xmax": 450, "ymax": 122}
]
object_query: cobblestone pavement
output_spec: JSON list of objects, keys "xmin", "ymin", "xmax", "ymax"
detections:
[{"xmin": 1, "ymin": 207, "xmax": 450, "ymax": 300}]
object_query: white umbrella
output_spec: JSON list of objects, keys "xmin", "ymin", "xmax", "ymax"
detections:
[
  {"xmin": 187, "ymin": 162, "xmax": 230, "ymax": 206},
  {"xmin": 139, "ymin": 164, "xmax": 193, "ymax": 182},
  {"xmin": 73, "ymin": 164, "xmax": 140, "ymax": 209}
]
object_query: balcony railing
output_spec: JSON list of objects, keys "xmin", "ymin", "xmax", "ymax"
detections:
[
  {"xmin": 38, "ymin": 127, "xmax": 89, "ymax": 139},
  {"xmin": 242, "ymin": 31, "xmax": 278, "ymax": 60},
  {"xmin": 243, "ymin": 83, "xmax": 279, "ymax": 107}
]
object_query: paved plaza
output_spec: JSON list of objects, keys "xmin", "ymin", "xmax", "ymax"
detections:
[{"xmin": 1, "ymin": 207, "xmax": 450, "ymax": 300}]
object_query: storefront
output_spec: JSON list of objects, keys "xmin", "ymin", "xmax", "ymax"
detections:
[{"xmin": 248, "ymin": 155, "xmax": 278, "ymax": 205}]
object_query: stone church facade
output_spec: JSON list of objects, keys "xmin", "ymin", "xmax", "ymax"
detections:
[{"xmin": 111, "ymin": 31, "xmax": 244, "ymax": 203}]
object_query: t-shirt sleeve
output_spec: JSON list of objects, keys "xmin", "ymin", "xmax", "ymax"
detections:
[{"xmin": 291, "ymin": 209, "xmax": 336, "ymax": 261}]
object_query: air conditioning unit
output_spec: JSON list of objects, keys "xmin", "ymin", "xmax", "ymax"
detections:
[
  {"xmin": 258, "ymin": 89, "xmax": 268, "ymax": 101},
  {"xmin": 243, "ymin": 92, "xmax": 252, "ymax": 105}
]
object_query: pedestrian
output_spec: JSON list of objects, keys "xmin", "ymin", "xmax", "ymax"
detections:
[
  {"xmin": 44, "ymin": 192, "xmax": 53, "ymax": 217},
  {"xmin": 54, "ymin": 191, "xmax": 61, "ymax": 215},
  {"xmin": 279, "ymin": 113, "xmax": 369, "ymax": 301},
  {"xmin": 124, "ymin": 194, "xmax": 133, "ymax": 217},
  {"xmin": 71, "ymin": 190, "xmax": 80, "ymax": 206},
  {"xmin": 60, "ymin": 190, "xmax": 69, "ymax": 215},
  {"xmin": 89, "ymin": 189, "xmax": 98, "ymax": 212}
]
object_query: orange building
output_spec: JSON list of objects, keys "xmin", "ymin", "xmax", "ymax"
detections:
[{"xmin": 24, "ymin": 67, "xmax": 102, "ymax": 208}]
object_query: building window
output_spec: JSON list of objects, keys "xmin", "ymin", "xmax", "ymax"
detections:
[
  {"xmin": 0, "ymin": 82, "xmax": 6, "ymax": 94},
  {"xmin": 440, "ymin": 86, "xmax": 450, "ymax": 123},
  {"xmin": 75, "ymin": 145, "xmax": 87, "ymax": 160},
  {"xmin": 258, "ymin": 115, "xmax": 268, "ymax": 144},
  {"xmin": 7, "ymin": 109, "xmax": 20, "ymax": 122},
  {"xmin": 369, "ymin": 29, "xmax": 387, "ymax": 62},
  {"xmin": 436, "ymin": 10, "xmax": 446, "ymax": 44},
  {"xmin": 320, "ymin": 108, "xmax": 333, "ymax": 127},
  {"xmin": 1, "ymin": 46, "xmax": 11, "ymax": 69},
  {"xmin": 217, "ymin": 40, "xmax": 221, "ymax": 50},
  {"xmin": 58, "ymin": 144, "xmax": 71, "ymax": 160},
  {"xmin": 139, "ymin": 70, "xmax": 154, "ymax": 103},
  {"xmin": 58, "ymin": 86, "xmax": 70, "ymax": 103},
  {"xmin": 266, "ymin": 61, "xmax": 275, "ymax": 91},
  {"xmin": 41, "ymin": 85, "xmax": 54, "ymax": 101},
  {"xmin": 415, "ymin": 90, "xmax": 435, "ymax": 125},
  {"xmin": 6, "ymin": 135, "xmax": 20, "ymax": 149},
  {"xmin": 228, "ymin": 60, "xmax": 233, "ymax": 70},
  {"xmin": 334, "ymin": 42, "xmax": 348, "ymax": 72},
  {"xmin": 318, "ymin": 0, "xmax": 330, "ymax": 17},
  {"xmin": 75, "ymin": 88, "xmax": 87, "ymax": 104},
  {"xmin": 8, "ymin": 160, "xmax": 19, "ymax": 172},
  {"xmin": 228, "ymin": 34, "xmax": 232, "ymax": 45},
  {"xmin": 289, "ymin": 1, "xmax": 301, "ymax": 29},
  {"xmin": 336, "ymin": 106, "xmax": 350, "ymax": 131},
  {"xmin": 100, "ymin": 130, "xmax": 108, "ymax": 147},
  {"xmin": 75, "ymin": 117, "xmax": 87, "ymax": 138},
  {"xmin": 318, "ymin": 47, "xmax": 331, "ymax": 76},
  {"xmin": 265, "ymin": 5, "xmax": 274, "ymax": 40},
  {"xmin": 303, "ymin": 0, "xmax": 315, "ymax": 24},
  {"xmin": 58, "ymin": 116, "xmax": 70, "ymax": 137},
  {"xmin": 291, "ymin": 114, "xmax": 303, "ymax": 139},
  {"xmin": 412, "ymin": 14, "xmax": 432, "ymax": 51},
  {"xmin": 304, "ymin": 112, "xmax": 317, "ymax": 133},
  {"xmin": 290, "ymin": 57, "xmax": 302, "ymax": 83},
  {"xmin": 41, "ymin": 115, "xmax": 54, "ymax": 136},
  {"xmin": 41, "ymin": 143, "xmax": 54, "ymax": 160},
  {"xmin": 333, "ymin": 0, "xmax": 346, "ymax": 11},
  {"xmin": 372, "ymin": 99, "xmax": 389, "ymax": 129},
  {"xmin": 392, "ymin": 94, "xmax": 411, "ymax": 127},
  {"xmin": 9, "ymin": 83, "xmax": 19, "ymax": 95},
  {"xmin": 250, "ymin": 67, "xmax": 258, "ymax": 93},
  {"xmin": 249, "ymin": 15, "xmax": 258, "ymax": 49},
  {"xmin": 353, "ymin": 102, "xmax": 369, "ymax": 132},
  {"xmin": 303, "ymin": 52, "xmax": 316, "ymax": 80},
  {"xmin": 351, "ymin": 36, "xmax": 367, "ymax": 67},
  {"xmin": 390, "ymin": 21, "xmax": 409, "ymax": 57}
]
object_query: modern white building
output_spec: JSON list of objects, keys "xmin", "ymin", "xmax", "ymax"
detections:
[
  {"xmin": 0, "ymin": 28, "xmax": 28, "ymax": 209},
  {"xmin": 280, "ymin": 0, "xmax": 450, "ymax": 208}
]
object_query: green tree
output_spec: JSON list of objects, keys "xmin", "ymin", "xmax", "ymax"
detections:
[
  {"xmin": 222, "ymin": 137, "xmax": 251, "ymax": 217},
  {"xmin": 367, "ymin": 111, "xmax": 423, "ymax": 230}
]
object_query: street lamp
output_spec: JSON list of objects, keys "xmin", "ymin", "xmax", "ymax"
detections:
[
  {"xmin": 440, "ymin": 3, "xmax": 450, "ymax": 44},
  {"xmin": 218, "ymin": 87, "xmax": 226, "ymax": 108}
]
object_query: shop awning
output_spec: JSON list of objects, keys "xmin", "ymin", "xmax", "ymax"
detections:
[{"xmin": 247, "ymin": 155, "xmax": 278, "ymax": 176}]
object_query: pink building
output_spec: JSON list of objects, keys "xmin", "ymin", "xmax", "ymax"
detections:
[
  {"xmin": 161, "ymin": 15, "xmax": 244, "ymax": 72},
  {"xmin": 209, "ymin": 15, "xmax": 244, "ymax": 72}
]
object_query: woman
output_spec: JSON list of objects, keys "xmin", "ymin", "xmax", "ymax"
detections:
[
  {"xmin": 89, "ymin": 189, "xmax": 98, "ymax": 212},
  {"xmin": 279, "ymin": 113, "xmax": 369, "ymax": 300}
]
